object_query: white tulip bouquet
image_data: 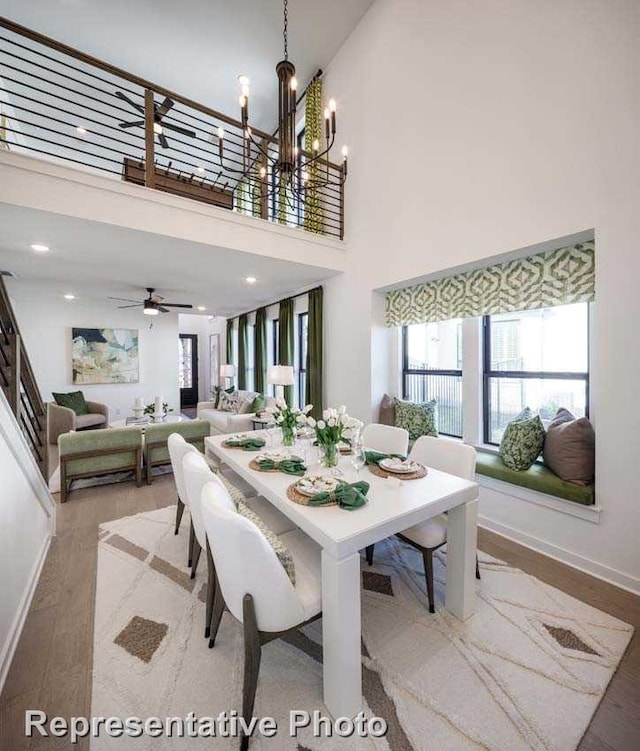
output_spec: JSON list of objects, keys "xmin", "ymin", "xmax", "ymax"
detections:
[
  {"xmin": 304, "ymin": 406, "xmax": 362, "ymax": 466},
  {"xmin": 265, "ymin": 399, "xmax": 313, "ymax": 445}
]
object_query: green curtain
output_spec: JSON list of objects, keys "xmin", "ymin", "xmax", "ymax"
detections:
[
  {"xmin": 304, "ymin": 78, "xmax": 323, "ymax": 234},
  {"xmin": 385, "ymin": 242, "xmax": 596, "ymax": 327},
  {"xmin": 278, "ymin": 298, "xmax": 294, "ymax": 405},
  {"xmin": 254, "ymin": 307, "xmax": 267, "ymax": 394},
  {"xmin": 237, "ymin": 314, "xmax": 248, "ymax": 390},
  {"xmin": 305, "ymin": 287, "xmax": 323, "ymax": 419}
]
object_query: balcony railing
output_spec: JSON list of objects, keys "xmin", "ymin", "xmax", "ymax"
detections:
[{"xmin": 0, "ymin": 16, "xmax": 345, "ymax": 239}]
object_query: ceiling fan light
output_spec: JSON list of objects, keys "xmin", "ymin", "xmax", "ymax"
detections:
[
  {"xmin": 153, "ymin": 123, "xmax": 163, "ymax": 135},
  {"xmin": 143, "ymin": 307, "xmax": 159, "ymax": 316}
]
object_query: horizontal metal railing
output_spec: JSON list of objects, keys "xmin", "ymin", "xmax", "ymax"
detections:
[{"xmin": 0, "ymin": 16, "xmax": 345, "ymax": 239}]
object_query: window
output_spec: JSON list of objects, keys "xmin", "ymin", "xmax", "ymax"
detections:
[
  {"xmin": 402, "ymin": 319, "xmax": 463, "ymax": 437},
  {"xmin": 269, "ymin": 319, "xmax": 280, "ymax": 397},
  {"xmin": 246, "ymin": 324, "xmax": 255, "ymax": 392},
  {"xmin": 298, "ymin": 312, "xmax": 308, "ymax": 408},
  {"xmin": 483, "ymin": 303, "xmax": 590, "ymax": 444}
]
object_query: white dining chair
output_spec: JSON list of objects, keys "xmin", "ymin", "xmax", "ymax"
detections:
[
  {"xmin": 201, "ymin": 481, "xmax": 322, "ymax": 751},
  {"xmin": 366, "ymin": 435, "xmax": 480, "ymax": 612},
  {"xmin": 168, "ymin": 433, "xmax": 200, "ymax": 565},
  {"xmin": 362, "ymin": 423, "xmax": 409, "ymax": 456}
]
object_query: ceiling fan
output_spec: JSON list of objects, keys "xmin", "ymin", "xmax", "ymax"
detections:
[
  {"xmin": 115, "ymin": 91, "xmax": 196, "ymax": 149},
  {"xmin": 109, "ymin": 288, "xmax": 194, "ymax": 316}
]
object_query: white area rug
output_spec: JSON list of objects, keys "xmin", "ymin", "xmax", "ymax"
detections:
[{"xmin": 92, "ymin": 506, "xmax": 633, "ymax": 750}]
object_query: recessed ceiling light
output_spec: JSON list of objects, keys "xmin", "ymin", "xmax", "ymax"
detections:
[
  {"xmin": 245, "ymin": 276, "xmax": 258, "ymax": 284},
  {"xmin": 64, "ymin": 293, "xmax": 75, "ymax": 300},
  {"xmin": 76, "ymin": 126, "xmax": 87, "ymax": 135},
  {"xmin": 196, "ymin": 166, "xmax": 205, "ymax": 174},
  {"xmin": 30, "ymin": 243, "xmax": 50, "ymax": 252},
  {"xmin": 196, "ymin": 305, "xmax": 207, "ymax": 311},
  {"xmin": 238, "ymin": 74, "xmax": 250, "ymax": 87}
]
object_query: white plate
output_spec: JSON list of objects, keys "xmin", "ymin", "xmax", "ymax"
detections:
[
  {"xmin": 296, "ymin": 474, "xmax": 339, "ymax": 497},
  {"xmin": 379, "ymin": 458, "xmax": 421, "ymax": 474},
  {"xmin": 256, "ymin": 451, "xmax": 301, "ymax": 463}
]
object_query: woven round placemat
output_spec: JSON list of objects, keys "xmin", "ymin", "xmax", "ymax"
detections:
[
  {"xmin": 286, "ymin": 483, "xmax": 336, "ymax": 507},
  {"xmin": 248, "ymin": 459, "xmax": 280, "ymax": 473},
  {"xmin": 367, "ymin": 463, "xmax": 428, "ymax": 481}
]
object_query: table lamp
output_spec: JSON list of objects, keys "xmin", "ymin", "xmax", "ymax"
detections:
[
  {"xmin": 267, "ymin": 364, "xmax": 294, "ymax": 402},
  {"xmin": 220, "ymin": 364, "xmax": 235, "ymax": 388}
]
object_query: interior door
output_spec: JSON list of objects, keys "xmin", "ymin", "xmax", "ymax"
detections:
[{"xmin": 179, "ymin": 334, "xmax": 199, "ymax": 408}]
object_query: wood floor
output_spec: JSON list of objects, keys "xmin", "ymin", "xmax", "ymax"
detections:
[{"xmin": 1, "ymin": 474, "xmax": 638, "ymax": 750}]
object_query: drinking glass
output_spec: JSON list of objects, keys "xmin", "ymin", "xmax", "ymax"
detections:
[{"xmin": 351, "ymin": 443, "xmax": 366, "ymax": 479}]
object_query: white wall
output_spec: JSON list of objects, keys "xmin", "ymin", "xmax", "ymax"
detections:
[
  {"xmin": 322, "ymin": 0, "xmax": 640, "ymax": 592},
  {"xmin": 178, "ymin": 314, "xmax": 227, "ymax": 402},
  {"xmin": 0, "ymin": 391, "xmax": 55, "ymax": 691},
  {"xmin": 7, "ymin": 281, "xmax": 180, "ymax": 418}
]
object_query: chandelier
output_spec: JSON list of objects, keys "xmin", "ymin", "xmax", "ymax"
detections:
[{"xmin": 216, "ymin": 0, "xmax": 348, "ymax": 208}]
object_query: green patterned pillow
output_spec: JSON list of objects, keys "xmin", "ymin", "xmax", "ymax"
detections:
[
  {"xmin": 52, "ymin": 390, "xmax": 89, "ymax": 416},
  {"xmin": 500, "ymin": 408, "xmax": 546, "ymax": 471},
  {"xmin": 394, "ymin": 398, "xmax": 438, "ymax": 441},
  {"xmin": 237, "ymin": 500, "xmax": 296, "ymax": 584}
]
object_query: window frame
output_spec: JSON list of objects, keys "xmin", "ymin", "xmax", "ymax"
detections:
[
  {"xmin": 298, "ymin": 311, "xmax": 308, "ymax": 408},
  {"xmin": 481, "ymin": 311, "xmax": 590, "ymax": 445},
  {"xmin": 401, "ymin": 325, "xmax": 463, "ymax": 439}
]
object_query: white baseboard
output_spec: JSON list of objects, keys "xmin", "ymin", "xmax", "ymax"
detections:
[
  {"xmin": 479, "ymin": 515, "xmax": 640, "ymax": 596},
  {"xmin": 0, "ymin": 530, "xmax": 52, "ymax": 693}
]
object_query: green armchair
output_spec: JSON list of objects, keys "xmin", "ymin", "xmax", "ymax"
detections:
[
  {"xmin": 58, "ymin": 427, "xmax": 143, "ymax": 502},
  {"xmin": 143, "ymin": 419, "xmax": 211, "ymax": 484}
]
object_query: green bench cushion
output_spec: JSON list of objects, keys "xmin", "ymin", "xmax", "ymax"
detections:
[
  {"xmin": 476, "ymin": 451, "xmax": 595, "ymax": 506},
  {"xmin": 145, "ymin": 420, "xmax": 210, "ymax": 464},
  {"xmin": 59, "ymin": 427, "xmax": 142, "ymax": 476}
]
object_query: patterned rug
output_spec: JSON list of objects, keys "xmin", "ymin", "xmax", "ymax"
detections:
[{"xmin": 92, "ymin": 506, "xmax": 633, "ymax": 750}]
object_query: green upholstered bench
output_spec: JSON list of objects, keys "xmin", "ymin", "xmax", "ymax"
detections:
[
  {"xmin": 59, "ymin": 427, "xmax": 143, "ymax": 503},
  {"xmin": 476, "ymin": 451, "xmax": 595, "ymax": 506},
  {"xmin": 144, "ymin": 419, "xmax": 211, "ymax": 484}
]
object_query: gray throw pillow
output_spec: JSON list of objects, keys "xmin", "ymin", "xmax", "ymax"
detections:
[
  {"xmin": 543, "ymin": 408, "xmax": 595, "ymax": 485},
  {"xmin": 500, "ymin": 407, "xmax": 545, "ymax": 471},
  {"xmin": 218, "ymin": 390, "xmax": 239, "ymax": 413},
  {"xmin": 379, "ymin": 394, "xmax": 396, "ymax": 426}
]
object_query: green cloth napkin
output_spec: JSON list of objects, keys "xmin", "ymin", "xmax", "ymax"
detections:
[
  {"xmin": 225, "ymin": 437, "xmax": 266, "ymax": 451},
  {"xmin": 307, "ymin": 481, "xmax": 370, "ymax": 510},
  {"xmin": 257, "ymin": 458, "xmax": 306, "ymax": 476},
  {"xmin": 364, "ymin": 450, "xmax": 406, "ymax": 466}
]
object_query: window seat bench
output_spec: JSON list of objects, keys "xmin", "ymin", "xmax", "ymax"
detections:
[{"xmin": 476, "ymin": 451, "xmax": 595, "ymax": 506}]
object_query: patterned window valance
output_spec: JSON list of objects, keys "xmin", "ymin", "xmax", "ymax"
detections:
[{"xmin": 385, "ymin": 242, "xmax": 594, "ymax": 327}]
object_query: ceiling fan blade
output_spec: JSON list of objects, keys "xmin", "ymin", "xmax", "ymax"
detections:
[
  {"xmin": 115, "ymin": 90, "xmax": 145, "ymax": 114},
  {"xmin": 118, "ymin": 120, "xmax": 144, "ymax": 129},
  {"xmin": 158, "ymin": 305, "xmax": 170, "ymax": 313},
  {"xmin": 155, "ymin": 97, "xmax": 174, "ymax": 119},
  {"xmin": 158, "ymin": 132, "xmax": 170, "ymax": 150},
  {"xmin": 161, "ymin": 122, "xmax": 196, "ymax": 138},
  {"xmin": 118, "ymin": 304, "xmax": 143, "ymax": 309},
  {"xmin": 162, "ymin": 303, "xmax": 194, "ymax": 309},
  {"xmin": 108, "ymin": 296, "xmax": 142, "ymax": 303}
]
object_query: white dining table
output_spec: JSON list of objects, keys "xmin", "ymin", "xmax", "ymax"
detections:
[{"xmin": 205, "ymin": 433, "xmax": 479, "ymax": 719}]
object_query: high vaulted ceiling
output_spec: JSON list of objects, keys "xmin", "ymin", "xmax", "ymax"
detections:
[{"xmin": 0, "ymin": 0, "xmax": 373, "ymax": 131}]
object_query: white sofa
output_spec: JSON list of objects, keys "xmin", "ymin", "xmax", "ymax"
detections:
[{"xmin": 197, "ymin": 390, "xmax": 275, "ymax": 435}]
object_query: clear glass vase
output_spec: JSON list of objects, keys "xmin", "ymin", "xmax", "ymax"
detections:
[
  {"xmin": 281, "ymin": 425, "xmax": 295, "ymax": 447},
  {"xmin": 321, "ymin": 442, "xmax": 339, "ymax": 468}
]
